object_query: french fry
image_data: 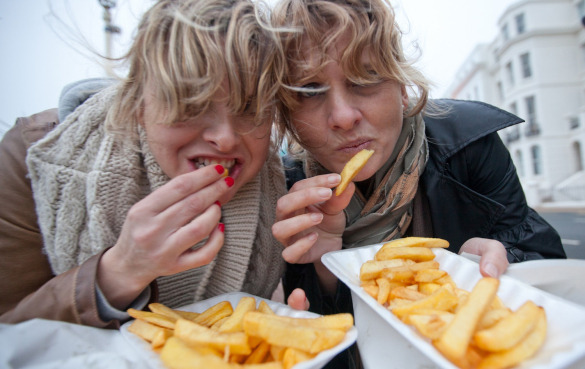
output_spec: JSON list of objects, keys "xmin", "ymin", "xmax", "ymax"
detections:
[
  {"xmin": 408, "ymin": 312, "xmax": 454, "ymax": 340},
  {"xmin": 127, "ymin": 308, "xmax": 176, "ymax": 329},
  {"xmin": 174, "ymin": 319, "xmax": 252, "ymax": 355},
  {"xmin": 127, "ymin": 318, "xmax": 169, "ymax": 343},
  {"xmin": 148, "ymin": 303, "xmax": 185, "ymax": 321},
  {"xmin": 414, "ymin": 269, "xmax": 447, "ymax": 283},
  {"xmin": 391, "ymin": 286, "xmax": 459, "ymax": 319},
  {"xmin": 193, "ymin": 300, "xmax": 234, "ymax": 327},
  {"xmin": 478, "ymin": 308, "xmax": 547, "ymax": 369},
  {"xmin": 335, "ymin": 149, "xmax": 374, "ymax": 196},
  {"xmin": 282, "ymin": 347, "xmax": 315, "ymax": 369},
  {"xmin": 160, "ymin": 336, "xmax": 230, "ymax": 369},
  {"xmin": 379, "ymin": 237, "xmax": 450, "ymax": 249},
  {"xmin": 243, "ymin": 312, "xmax": 348, "ymax": 354},
  {"xmin": 219, "ymin": 296, "xmax": 257, "ymax": 333},
  {"xmin": 244, "ymin": 341, "xmax": 271, "ymax": 364},
  {"xmin": 389, "ymin": 286, "xmax": 427, "ymax": 301},
  {"xmin": 359, "ymin": 259, "xmax": 408, "ymax": 281},
  {"xmin": 375, "ymin": 246, "xmax": 436, "ymax": 262},
  {"xmin": 433, "ymin": 278, "xmax": 500, "ymax": 368},
  {"xmin": 473, "ymin": 301, "xmax": 541, "ymax": 352}
]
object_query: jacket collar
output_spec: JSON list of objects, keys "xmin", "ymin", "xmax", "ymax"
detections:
[{"xmin": 423, "ymin": 99, "xmax": 523, "ymax": 160}]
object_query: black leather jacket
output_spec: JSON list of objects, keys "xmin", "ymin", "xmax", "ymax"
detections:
[{"xmin": 282, "ymin": 99, "xmax": 565, "ymax": 369}]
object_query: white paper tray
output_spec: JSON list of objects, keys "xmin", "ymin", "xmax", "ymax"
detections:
[
  {"xmin": 120, "ymin": 291, "xmax": 357, "ymax": 369},
  {"xmin": 321, "ymin": 244, "xmax": 585, "ymax": 369}
]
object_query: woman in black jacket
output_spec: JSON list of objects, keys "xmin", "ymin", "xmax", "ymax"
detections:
[{"xmin": 269, "ymin": 1, "xmax": 565, "ymax": 366}]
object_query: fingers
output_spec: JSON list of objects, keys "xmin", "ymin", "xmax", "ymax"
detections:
[
  {"xmin": 166, "ymin": 201, "xmax": 223, "ymax": 255},
  {"xmin": 272, "ymin": 212, "xmax": 323, "ymax": 245},
  {"xmin": 144, "ymin": 164, "xmax": 229, "ymax": 215},
  {"xmin": 459, "ymin": 237, "xmax": 509, "ymax": 278},
  {"xmin": 281, "ymin": 232, "xmax": 318, "ymax": 263},
  {"xmin": 175, "ymin": 222, "xmax": 226, "ymax": 272},
  {"xmin": 287, "ymin": 288, "xmax": 310, "ymax": 311}
]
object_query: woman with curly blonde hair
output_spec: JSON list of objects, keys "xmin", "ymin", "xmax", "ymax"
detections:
[{"xmin": 0, "ymin": 0, "xmax": 287, "ymax": 327}]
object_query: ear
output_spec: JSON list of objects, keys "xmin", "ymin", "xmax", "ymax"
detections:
[{"xmin": 400, "ymin": 85, "xmax": 409, "ymax": 110}]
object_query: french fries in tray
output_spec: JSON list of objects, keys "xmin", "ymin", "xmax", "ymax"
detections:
[
  {"xmin": 358, "ymin": 237, "xmax": 547, "ymax": 369},
  {"xmin": 319, "ymin": 237, "xmax": 585, "ymax": 369},
  {"xmin": 123, "ymin": 293, "xmax": 356, "ymax": 369}
]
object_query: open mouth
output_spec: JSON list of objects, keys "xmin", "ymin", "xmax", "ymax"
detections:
[{"xmin": 194, "ymin": 157, "xmax": 237, "ymax": 175}]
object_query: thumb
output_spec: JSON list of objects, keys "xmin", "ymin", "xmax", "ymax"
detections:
[{"xmin": 286, "ymin": 288, "xmax": 310, "ymax": 311}]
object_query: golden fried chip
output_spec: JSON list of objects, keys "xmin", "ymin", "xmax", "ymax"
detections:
[
  {"xmin": 474, "ymin": 301, "xmax": 541, "ymax": 352},
  {"xmin": 174, "ymin": 318, "xmax": 251, "ymax": 355},
  {"xmin": 335, "ymin": 149, "xmax": 374, "ymax": 196},
  {"xmin": 127, "ymin": 308, "xmax": 176, "ymax": 329},
  {"xmin": 218, "ymin": 296, "xmax": 257, "ymax": 333},
  {"xmin": 380, "ymin": 237, "xmax": 450, "ymax": 249},
  {"xmin": 243, "ymin": 312, "xmax": 348, "ymax": 354},
  {"xmin": 433, "ymin": 277, "xmax": 499, "ymax": 367},
  {"xmin": 478, "ymin": 308, "xmax": 547, "ymax": 369},
  {"xmin": 375, "ymin": 246, "xmax": 436, "ymax": 262}
]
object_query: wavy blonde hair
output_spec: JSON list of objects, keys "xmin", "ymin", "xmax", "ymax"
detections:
[
  {"xmin": 270, "ymin": 0, "xmax": 430, "ymax": 147},
  {"xmin": 106, "ymin": 0, "xmax": 281, "ymax": 137}
]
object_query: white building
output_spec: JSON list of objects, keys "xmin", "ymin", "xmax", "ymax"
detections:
[{"xmin": 445, "ymin": 0, "xmax": 585, "ymax": 206}]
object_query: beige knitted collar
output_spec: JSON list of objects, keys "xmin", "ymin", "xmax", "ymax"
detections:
[{"xmin": 27, "ymin": 86, "xmax": 286, "ymax": 306}]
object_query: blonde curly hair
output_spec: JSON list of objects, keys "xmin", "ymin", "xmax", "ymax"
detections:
[
  {"xmin": 270, "ymin": 0, "xmax": 430, "ymax": 148},
  {"xmin": 106, "ymin": 0, "xmax": 280, "ymax": 138}
]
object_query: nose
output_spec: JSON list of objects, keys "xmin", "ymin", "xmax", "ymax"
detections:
[
  {"xmin": 202, "ymin": 111, "xmax": 240, "ymax": 152},
  {"xmin": 327, "ymin": 88, "xmax": 362, "ymax": 130}
]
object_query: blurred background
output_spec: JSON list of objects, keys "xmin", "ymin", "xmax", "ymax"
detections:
[{"xmin": 0, "ymin": 0, "xmax": 583, "ymax": 258}]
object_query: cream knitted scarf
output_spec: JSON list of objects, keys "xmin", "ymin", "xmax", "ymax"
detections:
[{"xmin": 27, "ymin": 86, "xmax": 286, "ymax": 308}]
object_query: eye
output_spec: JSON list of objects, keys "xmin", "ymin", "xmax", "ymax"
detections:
[{"xmin": 297, "ymin": 83, "xmax": 328, "ymax": 99}]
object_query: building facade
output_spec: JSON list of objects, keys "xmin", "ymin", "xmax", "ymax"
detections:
[{"xmin": 445, "ymin": 0, "xmax": 585, "ymax": 206}]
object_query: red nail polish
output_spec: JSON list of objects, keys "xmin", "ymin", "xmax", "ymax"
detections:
[
  {"xmin": 215, "ymin": 164, "xmax": 224, "ymax": 174},
  {"xmin": 214, "ymin": 200, "xmax": 221, "ymax": 207},
  {"xmin": 218, "ymin": 223, "xmax": 225, "ymax": 232},
  {"xmin": 224, "ymin": 176, "xmax": 234, "ymax": 187}
]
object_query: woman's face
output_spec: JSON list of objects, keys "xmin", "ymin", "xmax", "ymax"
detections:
[
  {"xmin": 291, "ymin": 36, "xmax": 408, "ymax": 181},
  {"xmin": 142, "ymin": 80, "xmax": 271, "ymax": 204}
]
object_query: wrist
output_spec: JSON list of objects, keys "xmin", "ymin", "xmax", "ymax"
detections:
[{"xmin": 97, "ymin": 248, "xmax": 151, "ymax": 310}]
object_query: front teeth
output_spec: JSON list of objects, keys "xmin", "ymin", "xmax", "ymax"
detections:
[{"xmin": 196, "ymin": 158, "xmax": 236, "ymax": 170}]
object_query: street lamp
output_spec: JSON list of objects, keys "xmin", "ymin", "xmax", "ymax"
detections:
[{"xmin": 98, "ymin": 0, "xmax": 121, "ymax": 75}]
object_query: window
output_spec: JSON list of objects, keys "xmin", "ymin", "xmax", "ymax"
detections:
[
  {"xmin": 506, "ymin": 62, "xmax": 515, "ymax": 86},
  {"xmin": 515, "ymin": 150, "xmax": 524, "ymax": 177},
  {"xmin": 515, "ymin": 13, "xmax": 526, "ymax": 34},
  {"xmin": 531, "ymin": 145, "xmax": 542, "ymax": 175},
  {"xmin": 570, "ymin": 116, "xmax": 580, "ymax": 130},
  {"xmin": 520, "ymin": 53, "xmax": 532, "ymax": 78},
  {"xmin": 502, "ymin": 23, "xmax": 509, "ymax": 42},
  {"xmin": 525, "ymin": 96, "xmax": 536, "ymax": 125},
  {"xmin": 497, "ymin": 81, "xmax": 504, "ymax": 101},
  {"xmin": 573, "ymin": 141, "xmax": 584, "ymax": 171}
]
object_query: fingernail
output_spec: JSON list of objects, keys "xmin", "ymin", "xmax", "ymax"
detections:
[
  {"xmin": 215, "ymin": 164, "xmax": 224, "ymax": 174},
  {"xmin": 310, "ymin": 213, "xmax": 323, "ymax": 222},
  {"xmin": 328, "ymin": 174, "xmax": 341, "ymax": 184},
  {"xmin": 484, "ymin": 263, "xmax": 498, "ymax": 278},
  {"xmin": 224, "ymin": 177, "xmax": 234, "ymax": 187},
  {"xmin": 214, "ymin": 201, "xmax": 221, "ymax": 207},
  {"xmin": 318, "ymin": 188, "xmax": 331, "ymax": 198},
  {"xmin": 218, "ymin": 223, "xmax": 225, "ymax": 232}
]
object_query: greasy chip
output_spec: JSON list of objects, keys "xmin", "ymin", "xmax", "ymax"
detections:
[{"xmin": 335, "ymin": 149, "xmax": 374, "ymax": 196}]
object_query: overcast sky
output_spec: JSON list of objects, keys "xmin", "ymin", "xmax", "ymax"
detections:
[{"xmin": 0, "ymin": 0, "xmax": 518, "ymax": 129}]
